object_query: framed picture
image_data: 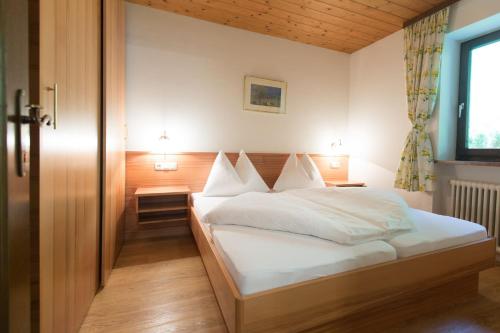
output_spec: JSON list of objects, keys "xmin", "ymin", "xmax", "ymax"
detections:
[{"xmin": 243, "ymin": 76, "xmax": 287, "ymax": 114}]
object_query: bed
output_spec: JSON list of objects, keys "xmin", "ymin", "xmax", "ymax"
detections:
[{"xmin": 189, "ymin": 192, "xmax": 496, "ymax": 333}]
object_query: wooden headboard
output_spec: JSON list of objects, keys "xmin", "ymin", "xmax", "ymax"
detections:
[{"xmin": 125, "ymin": 152, "xmax": 349, "ymax": 240}]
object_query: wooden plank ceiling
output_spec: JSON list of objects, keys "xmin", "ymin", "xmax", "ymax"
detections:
[{"xmin": 128, "ymin": 0, "xmax": 451, "ymax": 53}]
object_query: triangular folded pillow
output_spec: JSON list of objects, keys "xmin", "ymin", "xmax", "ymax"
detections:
[
  {"xmin": 235, "ymin": 151, "xmax": 270, "ymax": 193},
  {"xmin": 203, "ymin": 151, "xmax": 269, "ymax": 196},
  {"xmin": 273, "ymin": 154, "xmax": 325, "ymax": 192},
  {"xmin": 301, "ymin": 154, "xmax": 326, "ymax": 188}
]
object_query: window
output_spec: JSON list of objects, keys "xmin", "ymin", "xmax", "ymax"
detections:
[{"xmin": 457, "ymin": 29, "xmax": 500, "ymax": 161}]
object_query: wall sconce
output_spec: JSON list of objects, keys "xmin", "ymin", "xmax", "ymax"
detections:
[
  {"xmin": 151, "ymin": 131, "xmax": 177, "ymax": 171},
  {"xmin": 331, "ymin": 139, "xmax": 344, "ymax": 156},
  {"xmin": 330, "ymin": 139, "xmax": 344, "ymax": 169}
]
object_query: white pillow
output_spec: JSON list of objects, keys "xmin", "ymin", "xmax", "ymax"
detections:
[
  {"xmin": 235, "ymin": 151, "xmax": 270, "ymax": 193},
  {"xmin": 203, "ymin": 151, "xmax": 269, "ymax": 196},
  {"xmin": 202, "ymin": 151, "xmax": 243, "ymax": 196},
  {"xmin": 273, "ymin": 154, "xmax": 325, "ymax": 192},
  {"xmin": 301, "ymin": 154, "xmax": 326, "ymax": 188}
]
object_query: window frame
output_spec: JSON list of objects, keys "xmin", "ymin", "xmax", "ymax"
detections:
[{"xmin": 456, "ymin": 29, "xmax": 500, "ymax": 161}]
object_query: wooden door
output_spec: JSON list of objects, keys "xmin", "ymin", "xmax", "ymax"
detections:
[
  {"xmin": 0, "ymin": 0, "xmax": 33, "ymax": 332},
  {"xmin": 37, "ymin": 0, "xmax": 102, "ymax": 332}
]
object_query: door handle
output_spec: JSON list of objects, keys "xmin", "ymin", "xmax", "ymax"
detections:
[
  {"xmin": 458, "ymin": 102, "xmax": 465, "ymax": 118},
  {"xmin": 47, "ymin": 83, "xmax": 57, "ymax": 129},
  {"xmin": 24, "ymin": 104, "xmax": 53, "ymax": 127},
  {"xmin": 9, "ymin": 89, "xmax": 27, "ymax": 177},
  {"xmin": 8, "ymin": 90, "xmax": 54, "ymax": 177}
]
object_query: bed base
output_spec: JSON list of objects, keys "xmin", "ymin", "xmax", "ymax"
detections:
[{"xmin": 190, "ymin": 208, "xmax": 496, "ymax": 333}]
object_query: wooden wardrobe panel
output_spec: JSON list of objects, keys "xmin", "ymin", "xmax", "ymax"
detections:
[
  {"xmin": 38, "ymin": 0, "xmax": 56, "ymax": 331},
  {"xmin": 102, "ymin": 0, "xmax": 126, "ymax": 285},
  {"xmin": 71, "ymin": 0, "xmax": 101, "ymax": 329},
  {"xmin": 38, "ymin": 0, "xmax": 101, "ymax": 332},
  {"xmin": 41, "ymin": 0, "xmax": 62, "ymax": 329}
]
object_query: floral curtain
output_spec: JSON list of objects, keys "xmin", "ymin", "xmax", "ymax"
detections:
[{"xmin": 394, "ymin": 8, "xmax": 449, "ymax": 192}]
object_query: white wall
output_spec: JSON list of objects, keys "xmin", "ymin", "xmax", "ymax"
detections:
[
  {"xmin": 348, "ymin": 0, "xmax": 500, "ymax": 212},
  {"xmin": 348, "ymin": 31, "xmax": 432, "ymax": 210},
  {"xmin": 125, "ymin": 3, "xmax": 350, "ymax": 153}
]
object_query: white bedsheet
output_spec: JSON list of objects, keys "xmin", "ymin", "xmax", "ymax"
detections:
[
  {"xmin": 388, "ymin": 209, "xmax": 487, "ymax": 258},
  {"xmin": 191, "ymin": 192, "xmax": 488, "ymax": 294},
  {"xmin": 211, "ymin": 225, "xmax": 397, "ymax": 295}
]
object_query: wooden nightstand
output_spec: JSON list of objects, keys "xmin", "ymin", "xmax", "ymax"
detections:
[
  {"xmin": 326, "ymin": 180, "xmax": 366, "ymax": 187},
  {"xmin": 135, "ymin": 186, "xmax": 191, "ymax": 225}
]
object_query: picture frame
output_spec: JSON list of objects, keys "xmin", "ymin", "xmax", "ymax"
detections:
[{"xmin": 243, "ymin": 76, "xmax": 287, "ymax": 114}]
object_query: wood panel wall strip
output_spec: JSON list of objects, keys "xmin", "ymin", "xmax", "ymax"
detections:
[
  {"xmin": 102, "ymin": 0, "xmax": 126, "ymax": 287},
  {"xmin": 125, "ymin": 152, "xmax": 348, "ymax": 240},
  {"xmin": 128, "ymin": 0, "xmax": 451, "ymax": 53}
]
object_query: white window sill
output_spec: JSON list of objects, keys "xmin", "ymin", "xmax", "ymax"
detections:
[{"xmin": 436, "ymin": 160, "xmax": 500, "ymax": 167}]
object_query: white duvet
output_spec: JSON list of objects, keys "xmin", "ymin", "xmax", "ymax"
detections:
[{"xmin": 202, "ymin": 187, "xmax": 414, "ymax": 245}]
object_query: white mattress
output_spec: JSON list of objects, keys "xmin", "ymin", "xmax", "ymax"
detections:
[
  {"xmin": 388, "ymin": 208, "xmax": 487, "ymax": 258},
  {"xmin": 191, "ymin": 193, "xmax": 488, "ymax": 295},
  {"xmin": 192, "ymin": 193, "xmax": 396, "ymax": 295},
  {"xmin": 211, "ymin": 225, "xmax": 396, "ymax": 295}
]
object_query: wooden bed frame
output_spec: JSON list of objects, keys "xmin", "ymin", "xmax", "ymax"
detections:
[{"xmin": 190, "ymin": 208, "xmax": 496, "ymax": 333}]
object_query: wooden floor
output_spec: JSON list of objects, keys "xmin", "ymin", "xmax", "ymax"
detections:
[{"xmin": 80, "ymin": 236, "xmax": 500, "ymax": 333}]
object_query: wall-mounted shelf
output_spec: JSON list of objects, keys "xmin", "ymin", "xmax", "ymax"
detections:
[{"xmin": 135, "ymin": 186, "xmax": 191, "ymax": 226}]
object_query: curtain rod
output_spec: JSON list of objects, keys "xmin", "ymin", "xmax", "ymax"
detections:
[{"xmin": 403, "ymin": 0, "xmax": 460, "ymax": 28}]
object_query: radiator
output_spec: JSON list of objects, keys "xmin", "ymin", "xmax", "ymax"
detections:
[{"xmin": 450, "ymin": 179, "xmax": 500, "ymax": 254}]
